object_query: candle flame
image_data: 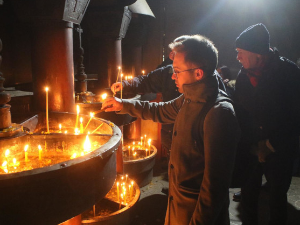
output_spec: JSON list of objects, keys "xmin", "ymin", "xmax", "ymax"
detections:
[
  {"xmin": 118, "ymin": 66, "xmax": 121, "ymax": 70},
  {"xmin": 45, "ymin": 87, "xmax": 49, "ymax": 92},
  {"xmin": 75, "ymin": 128, "xmax": 79, "ymax": 135},
  {"xmin": 5, "ymin": 149, "xmax": 9, "ymax": 157},
  {"xmin": 64, "ymin": 130, "xmax": 68, "ymax": 134},
  {"xmin": 24, "ymin": 145, "xmax": 29, "ymax": 152},
  {"xmin": 83, "ymin": 135, "xmax": 92, "ymax": 153},
  {"xmin": 38, "ymin": 145, "xmax": 42, "ymax": 150},
  {"xmin": 80, "ymin": 117, "xmax": 83, "ymax": 123},
  {"xmin": 71, "ymin": 153, "xmax": 77, "ymax": 159},
  {"xmin": 121, "ymin": 73, "xmax": 123, "ymax": 77},
  {"xmin": 13, "ymin": 158, "xmax": 16, "ymax": 164},
  {"xmin": 101, "ymin": 93, "xmax": 107, "ymax": 100},
  {"xmin": 90, "ymin": 112, "xmax": 94, "ymax": 118},
  {"xmin": 77, "ymin": 105, "xmax": 80, "ymax": 113},
  {"xmin": 59, "ymin": 124, "xmax": 62, "ymax": 130},
  {"xmin": 2, "ymin": 161, "xmax": 7, "ymax": 167}
]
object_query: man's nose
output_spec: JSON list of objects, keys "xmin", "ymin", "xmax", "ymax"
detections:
[{"xmin": 171, "ymin": 73, "xmax": 176, "ymax": 80}]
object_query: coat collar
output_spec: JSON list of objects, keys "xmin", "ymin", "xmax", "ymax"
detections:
[{"xmin": 182, "ymin": 74, "xmax": 219, "ymax": 103}]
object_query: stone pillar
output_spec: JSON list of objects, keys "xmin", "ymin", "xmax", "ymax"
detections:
[
  {"xmin": 0, "ymin": 38, "xmax": 12, "ymax": 129},
  {"xmin": 31, "ymin": 21, "xmax": 75, "ymax": 113}
]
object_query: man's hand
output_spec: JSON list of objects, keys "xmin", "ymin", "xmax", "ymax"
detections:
[
  {"xmin": 111, "ymin": 82, "xmax": 123, "ymax": 94},
  {"xmin": 101, "ymin": 97, "xmax": 123, "ymax": 112}
]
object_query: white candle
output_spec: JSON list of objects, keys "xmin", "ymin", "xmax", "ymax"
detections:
[
  {"xmin": 80, "ymin": 117, "xmax": 84, "ymax": 133},
  {"xmin": 38, "ymin": 145, "xmax": 42, "ymax": 160},
  {"xmin": 75, "ymin": 105, "xmax": 80, "ymax": 129},
  {"xmin": 83, "ymin": 112, "xmax": 94, "ymax": 132},
  {"xmin": 24, "ymin": 145, "xmax": 29, "ymax": 162},
  {"xmin": 45, "ymin": 87, "xmax": 49, "ymax": 133},
  {"xmin": 117, "ymin": 182, "xmax": 120, "ymax": 202},
  {"xmin": 121, "ymin": 73, "xmax": 123, "ymax": 99}
]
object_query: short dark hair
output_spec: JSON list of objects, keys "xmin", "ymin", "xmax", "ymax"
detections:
[{"xmin": 168, "ymin": 35, "xmax": 218, "ymax": 76}]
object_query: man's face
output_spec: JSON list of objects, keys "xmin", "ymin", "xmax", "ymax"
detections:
[
  {"xmin": 236, "ymin": 48, "xmax": 261, "ymax": 69},
  {"xmin": 169, "ymin": 51, "xmax": 175, "ymax": 61},
  {"xmin": 171, "ymin": 52, "xmax": 199, "ymax": 93}
]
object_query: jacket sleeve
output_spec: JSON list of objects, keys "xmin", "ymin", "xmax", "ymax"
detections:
[
  {"xmin": 117, "ymin": 94, "xmax": 184, "ymax": 124},
  {"xmin": 190, "ymin": 102, "xmax": 240, "ymax": 225},
  {"xmin": 122, "ymin": 66, "xmax": 172, "ymax": 94}
]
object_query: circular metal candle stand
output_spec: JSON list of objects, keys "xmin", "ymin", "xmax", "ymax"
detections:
[
  {"xmin": 123, "ymin": 144, "xmax": 157, "ymax": 187},
  {"xmin": 0, "ymin": 112, "xmax": 121, "ymax": 225},
  {"xmin": 81, "ymin": 175, "xmax": 141, "ymax": 225}
]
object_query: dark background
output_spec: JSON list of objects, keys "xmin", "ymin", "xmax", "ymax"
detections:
[{"xmin": 1, "ymin": 0, "xmax": 300, "ymax": 86}]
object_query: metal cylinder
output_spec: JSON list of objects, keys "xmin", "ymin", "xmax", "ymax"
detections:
[{"xmin": 31, "ymin": 21, "xmax": 75, "ymax": 113}]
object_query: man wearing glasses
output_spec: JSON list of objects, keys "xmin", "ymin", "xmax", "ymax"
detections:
[{"xmin": 102, "ymin": 35, "xmax": 240, "ymax": 225}]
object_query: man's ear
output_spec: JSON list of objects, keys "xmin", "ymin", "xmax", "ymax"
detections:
[{"xmin": 195, "ymin": 68, "xmax": 204, "ymax": 80}]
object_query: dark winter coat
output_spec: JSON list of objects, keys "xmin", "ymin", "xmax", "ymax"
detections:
[
  {"xmin": 234, "ymin": 49, "xmax": 300, "ymax": 155},
  {"xmin": 119, "ymin": 74, "xmax": 240, "ymax": 225}
]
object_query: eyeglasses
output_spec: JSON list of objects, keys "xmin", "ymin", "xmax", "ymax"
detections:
[{"xmin": 172, "ymin": 67, "xmax": 201, "ymax": 78}]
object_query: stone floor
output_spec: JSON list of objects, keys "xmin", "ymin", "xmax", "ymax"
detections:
[{"xmin": 130, "ymin": 159, "xmax": 300, "ymax": 225}]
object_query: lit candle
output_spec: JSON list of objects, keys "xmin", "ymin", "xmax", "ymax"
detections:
[
  {"xmin": 70, "ymin": 152, "xmax": 77, "ymax": 159},
  {"xmin": 120, "ymin": 73, "xmax": 123, "ymax": 99},
  {"xmin": 5, "ymin": 149, "xmax": 9, "ymax": 160},
  {"xmin": 59, "ymin": 124, "xmax": 62, "ymax": 133},
  {"xmin": 129, "ymin": 184, "xmax": 132, "ymax": 200},
  {"xmin": 120, "ymin": 193, "xmax": 123, "ymax": 209},
  {"xmin": 45, "ymin": 87, "xmax": 49, "ymax": 133},
  {"xmin": 114, "ymin": 67, "xmax": 121, "ymax": 97},
  {"xmin": 84, "ymin": 112, "xmax": 94, "ymax": 132},
  {"xmin": 75, "ymin": 105, "xmax": 80, "ymax": 129},
  {"xmin": 12, "ymin": 158, "xmax": 20, "ymax": 168},
  {"xmin": 24, "ymin": 145, "xmax": 29, "ymax": 162},
  {"xmin": 64, "ymin": 130, "xmax": 68, "ymax": 134},
  {"xmin": 133, "ymin": 152, "xmax": 137, "ymax": 158},
  {"xmin": 80, "ymin": 117, "xmax": 84, "ymax": 133},
  {"xmin": 74, "ymin": 128, "xmax": 79, "ymax": 135},
  {"xmin": 83, "ymin": 134, "xmax": 92, "ymax": 153},
  {"xmin": 130, "ymin": 181, "xmax": 134, "ymax": 198},
  {"xmin": 101, "ymin": 93, "xmax": 107, "ymax": 101},
  {"xmin": 117, "ymin": 182, "xmax": 120, "ymax": 202},
  {"xmin": 148, "ymin": 138, "xmax": 151, "ymax": 149},
  {"xmin": 2, "ymin": 161, "xmax": 8, "ymax": 173},
  {"xmin": 133, "ymin": 141, "xmax": 135, "ymax": 146},
  {"xmin": 142, "ymin": 70, "xmax": 145, "ymax": 75},
  {"xmin": 38, "ymin": 145, "xmax": 42, "ymax": 160}
]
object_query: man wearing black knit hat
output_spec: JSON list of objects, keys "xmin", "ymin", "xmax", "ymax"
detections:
[{"xmin": 234, "ymin": 23, "xmax": 300, "ymax": 225}]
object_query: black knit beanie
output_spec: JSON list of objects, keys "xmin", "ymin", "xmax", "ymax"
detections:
[{"xmin": 236, "ymin": 23, "xmax": 270, "ymax": 55}]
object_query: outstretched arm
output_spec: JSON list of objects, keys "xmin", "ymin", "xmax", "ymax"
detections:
[
  {"xmin": 111, "ymin": 66, "xmax": 173, "ymax": 95},
  {"xmin": 101, "ymin": 95, "xmax": 183, "ymax": 124}
]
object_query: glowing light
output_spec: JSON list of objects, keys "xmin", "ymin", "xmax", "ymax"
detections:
[
  {"xmin": 83, "ymin": 135, "xmax": 92, "ymax": 153},
  {"xmin": 101, "ymin": 93, "xmax": 107, "ymax": 100}
]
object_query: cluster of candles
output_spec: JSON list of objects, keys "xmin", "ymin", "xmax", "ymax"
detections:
[
  {"xmin": 0, "ymin": 134, "xmax": 94, "ymax": 173},
  {"xmin": 125, "ymin": 134, "xmax": 152, "ymax": 158},
  {"xmin": 45, "ymin": 88, "xmax": 104, "ymax": 135},
  {"xmin": 116, "ymin": 175, "xmax": 135, "ymax": 208}
]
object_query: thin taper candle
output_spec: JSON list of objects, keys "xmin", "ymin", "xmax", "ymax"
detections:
[{"xmin": 45, "ymin": 87, "xmax": 49, "ymax": 133}]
